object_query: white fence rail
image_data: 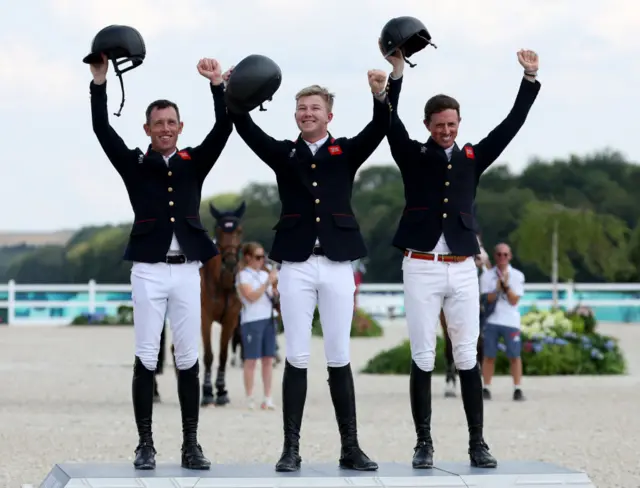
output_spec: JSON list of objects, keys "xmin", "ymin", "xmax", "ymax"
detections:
[{"xmin": 0, "ymin": 280, "xmax": 639, "ymax": 325}]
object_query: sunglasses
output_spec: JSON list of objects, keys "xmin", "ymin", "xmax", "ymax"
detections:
[
  {"xmin": 253, "ymin": 254, "xmax": 265, "ymax": 260},
  {"xmin": 495, "ymin": 252, "xmax": 509, "ymax": 257}
]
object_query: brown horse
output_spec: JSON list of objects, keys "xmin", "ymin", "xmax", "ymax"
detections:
[
  {"xmin": 153, "ymin": 201, "xmax": 246, "ymax": 407},
  {"xmin": 199, "ymin": 200, "xmax": 246, "ymax": 406}
]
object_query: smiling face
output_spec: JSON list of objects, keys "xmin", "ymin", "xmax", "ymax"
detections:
[
  {"xmin": 423, "ymin": 94, "xmax": 461, "ymax": 150},
  {"xmin": 143, "ymin": 100, "xmax": 183, "ymax": 156},
  {"xmin": 294, "ymin": 85, "xmax": 334, "ymax": 143},
  {"xmin": 425, "ymin": 109, "xmax": 460, "ymax": 149}
]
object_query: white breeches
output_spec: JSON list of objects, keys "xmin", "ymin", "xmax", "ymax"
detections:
[
  {"xmin": 278, "ymin": 256, "xmax": 356, "ymax": 369},
  {"xmin": 402, "ymin": 255, "xmax": 480, "ymax": 372},
  {"xmin": 130, "ymin": 261, "xmax": 202, "ymax": 371}
]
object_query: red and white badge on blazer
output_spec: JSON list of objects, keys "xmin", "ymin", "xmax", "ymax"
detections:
[
  {"xmin": 328, "ymin": 145, "xmax": 342, "ymax": 155},
  {"xmin": 178, "ymin": 150, "xmax": 191, "ymax": 160},
  {"xmin": 464, "ymin": 146, "xmax": 475, "ymax": 159}
]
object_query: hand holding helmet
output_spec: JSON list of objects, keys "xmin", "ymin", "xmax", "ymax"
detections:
[
  {"xmin": 82, "ymin": 24, "xmax": 146, "ymax": 116},
  {"xmin": 378, "ymin": 38, "xmax": 405, "ymax": 76},
  {"xmin": 223, "ymin": 54, "xmax": 282, "ymax": 114},
  {"xmin": 379, "ymin": 16, "xmax": 436, "ymax": 68},
  {"xmin": 222, "ymin": 66, "xmax": 234, "ymax": 84},
  {"xmin": 90, "ymin": 53, "xmax": 109, "ymax": 85}
]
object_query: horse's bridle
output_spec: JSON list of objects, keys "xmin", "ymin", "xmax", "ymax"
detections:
[{"xmin": 214, "ymin": 216, "xmax": 242, "ymax": 294}]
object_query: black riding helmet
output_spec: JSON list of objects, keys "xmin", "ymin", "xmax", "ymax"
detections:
[
  {"xmin": 83, "ymin": 25, "xmax": 146, "ymax": 116},
  {"xmin": 380, "ymin": 16, "xmax": 437, "ymax": 68},
  {"xmin": 224, "ymin": 54, "xmax": 282, "ymax": 114}
]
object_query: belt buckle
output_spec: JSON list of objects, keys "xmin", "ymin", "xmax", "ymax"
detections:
[{"xmin": 166, "ymin": 254, "xmax": 186, "ymax": 264}]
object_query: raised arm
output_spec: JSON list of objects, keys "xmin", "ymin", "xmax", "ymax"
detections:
[
  {"xmin": 189, "ymin": 60, "xmax": 234, "ymax": 179},
  {"xmin": 473, "ymin": 50, "xmax": 542, "ymax": 177},
  {"xmin": 89, "ymin": 55, "xmax": 137, "ymax": 178},
  {"xmin": 340, "ymin": 69, "xmax": 393, "ymax": 174},
  {"xmin": 229, "ymin": 110, "xmax": 290, "ymax": 171},
  {"xmin": 380, "ymin": 43, "xmax": 422, "ymax": 164}
]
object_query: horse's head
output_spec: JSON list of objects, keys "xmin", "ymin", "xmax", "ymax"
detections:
[{"xmin": 210, "ymin": 200, "xmax": 246, "ymax": 290}]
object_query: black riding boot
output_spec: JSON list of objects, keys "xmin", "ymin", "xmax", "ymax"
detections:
[
  {"xmin": 275, "ymin": 360, "xmax": 307, "ymax": 472},
  {"xmin": 458, "ymin": 363, "xmax": 497, "ymax": 468},
  {"xmin": 327, "ymin": 364, "xmax": 378, "ymax": 471},
  {"xmin": 177, "ymin": 361, "xmax": 211, "ymax": 470},
  {"xmin": 410, "ymin": 361, "xmax": 434, "ymax": 468},
  {"xmin": 132, "ymin": 357, "xmax": 157, "ymax": 470}
]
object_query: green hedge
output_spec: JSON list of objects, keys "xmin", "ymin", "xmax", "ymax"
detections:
[
  {"xmin": 70, "ymin": 305, "xmax": 133, "ymax": 325},
  {"xmin": 312, "ymin": 307, "xmax": 383, "ymax": 337},
  {"xmin": 362, "ymin": 308, "xmax": 626, "ymax": 376},
  {"xmin": 276, "ymin": 307, "xmax": 383, "ymax": 338}
]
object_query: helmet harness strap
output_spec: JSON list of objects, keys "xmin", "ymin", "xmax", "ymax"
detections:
[
  {"xmin": 109, "ymin": 56, "xmax": 139, "ymax": 117},
  {"xmin": 404, "ymin": 34, "xmax": 438, "ymax": 68},
  {"xmin": 259, "ymin": 96, "xmax": 273, "ymax": 112}
]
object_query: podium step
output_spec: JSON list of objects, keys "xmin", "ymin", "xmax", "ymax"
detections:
[{"xmin": 36, "ymin": 461, "xmax": 596, "ymax": 488}]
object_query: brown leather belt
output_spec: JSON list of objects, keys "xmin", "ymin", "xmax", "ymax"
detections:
[{"xmin": 404, "ymin": 250, "xmax": 469, "ymax": 263}]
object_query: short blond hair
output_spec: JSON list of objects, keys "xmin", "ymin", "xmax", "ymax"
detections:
[{"xmin": 295, "ymin": 85, "xmax": 335, "ymax": 112}]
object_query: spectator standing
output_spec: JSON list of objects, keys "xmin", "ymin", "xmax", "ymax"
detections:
[
  {"xmin": 236, "ymin": 242, "xmax": 279, "ymax": 410},
  {"xmin": 479, "ymin": 243, "xmax": 526, "ymax": 401}
]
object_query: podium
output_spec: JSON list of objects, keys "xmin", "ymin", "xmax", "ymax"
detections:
[{"xmin": 35, "ymin": 461, "xmax": 596, "ymax": 488}]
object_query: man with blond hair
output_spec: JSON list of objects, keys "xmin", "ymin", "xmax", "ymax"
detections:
[{"xmin": 227, "ymin": 67, "xmax": 393, "ymax": 473}]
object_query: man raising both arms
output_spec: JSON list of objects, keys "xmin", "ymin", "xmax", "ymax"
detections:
[{"xmin": 381, "ymin": 42, "xmax": 541, "ymax": 469}]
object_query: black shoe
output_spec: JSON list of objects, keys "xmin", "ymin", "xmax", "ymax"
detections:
[
  {"xmin": 181, "ymin": 442, "xmax": 211, "ymax": 470},
  {"xmin": 134, "ymin": 442, "xmax": 156, "ymax": 470},
  {"xmin": 177, "ymin": 362, "xmax": 211, "ymax": 470},
  {"xmin": 482, "ymin": 387, "xmax": 491, "ymax": 400},
  {"xmin": 410, "ymin": 361, "xmax": 434, "ymax": 468},
  {"xmin": 513, "ymin": 388, "xmax": 525, "ymax": 401},
  {"xmin": 459, "ymin": 363, "xmax": 497, "ymax": 469},
  {"xmin": 469, "ymin": 440, "xmax": 497, "ymax": 468},
  {"xmin": 132, "ymin": 357, "xmax": 156, "ymax": 470},
  {"xmin": 275, "ymin": 360, "xmax": 306, "ymax": 472},
  {"xmin": 327, "ymin": 364, "xmax": 378, "ymax": 471}
]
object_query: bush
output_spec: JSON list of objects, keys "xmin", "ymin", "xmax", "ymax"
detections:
[
  {"xmin": 275, "ymin": 307, "xmax": 384, "ymax": 338},
  {"xmin": 362, "ymin": 308, "xmax": 626, "ymax": 376},
  {"xmin": 70, "ymin": 305, "xmax": 134, "ymax": 326},
  {"xmin": 312, "ymin": 307, "xmax": 383, "ymax": 338}
]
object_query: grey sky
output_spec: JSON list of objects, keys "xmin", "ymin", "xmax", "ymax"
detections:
[{"xmin": 1, "ymin": 0, "xmax": 637, "ymax": 231}]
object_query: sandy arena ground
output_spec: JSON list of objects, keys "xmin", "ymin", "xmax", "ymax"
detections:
[{"xmin": 2, "ymin": 320, "xmax": 639, "ymax": 488}]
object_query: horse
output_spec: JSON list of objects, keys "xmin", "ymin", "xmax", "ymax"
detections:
[
  {"xmin": 199, "ymin": 200, "xmax": 246, "ymax": 406},
  {"xmin": 152, "ymin": 201, "xmax": 246, "ymax": 407}
]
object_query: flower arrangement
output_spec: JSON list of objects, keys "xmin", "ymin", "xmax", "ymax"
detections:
[
  {"xmin": 516, "ymin": 306, "xmax": 625, "ymax": 375},
  {"xmin": 521, "ymin": 308, "xmax": 573, "ymax": 336},
  {"xmin": 361, "ymin": 305, "xmax": 627, "ymax": 376}
]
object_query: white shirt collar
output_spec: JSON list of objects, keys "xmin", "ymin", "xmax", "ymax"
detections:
[
  {"xmin": 304, "ymin": 134, "xmax": 329, "ymax": 154},
  {"xmin": 162, "ymin": 149, "xmax": 177, "ymax": 162}
]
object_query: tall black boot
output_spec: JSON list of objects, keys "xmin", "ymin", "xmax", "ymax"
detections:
[
  {"xmin": 410, "ymin": 361, "xmax": 434, "ymax": 468},
  {"xmin": 177, "ymin": 361, "xmax": 211, "ymax": 470},
  {"xmin": 132, "ymin": 357, "xmax": 156, "ymax": 470},
  {"xmin": 275, "ymin": 360, "xmax": 307, "ymax": 472},
  {"xmin": 458, "ymin": 363, "xmax": 497, "ymax": 468},
  {"xmin": 327, "ymin": 364, "xmax": 378, "ymax": 471}
]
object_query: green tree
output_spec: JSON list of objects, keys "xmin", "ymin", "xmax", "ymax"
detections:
[
  {"xmin": 3, "ymin": 149, "xmax": 639, "ymax": 285},
  {"xmin": 510, "ymin": 201, "xmax": 631, "ymax": 281}
]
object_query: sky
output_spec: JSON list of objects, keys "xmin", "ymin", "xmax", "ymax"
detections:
[{"xmin": 0, "ymin": 0, "xmax": 638, "ymax": 232}]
